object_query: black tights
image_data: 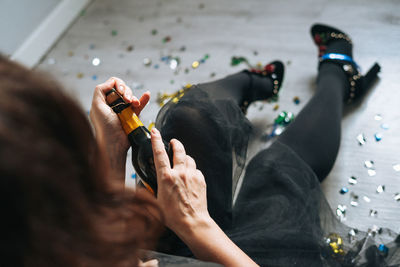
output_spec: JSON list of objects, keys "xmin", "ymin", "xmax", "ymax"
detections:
[
  {"xmin": 200, "ymin": 63, "xmax": 347, "ymax": 182},
  {"xmin": 156, "ymin": 62, "xmax": 348, "ymax": 255}
]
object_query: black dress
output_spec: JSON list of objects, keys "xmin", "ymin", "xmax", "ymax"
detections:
[{"xmin": 154, "ymin": 86, "xmax": 400, "ymax": 266}]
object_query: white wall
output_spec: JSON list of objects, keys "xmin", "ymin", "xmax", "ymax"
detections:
[
  {"xmin": 0, "ymin": 0, "xmax": 91, "ymax": 68},
  {"xmin": 0, "ymin": 0, "xmax": 61, "ymax": 57}
]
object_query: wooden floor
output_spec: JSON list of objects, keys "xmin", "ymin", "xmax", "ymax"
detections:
[{"xmin": 37, "ymin": 0, "xmax": 400, "ymax": 233}]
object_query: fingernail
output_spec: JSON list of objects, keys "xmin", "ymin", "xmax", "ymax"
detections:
[
  {"xmin": 119, "ymin": 85, "xmax": 125, "ymax": 92},
  {"xmin": 151, "ymin": 128, "xmax": 159, "ymax": 135}
]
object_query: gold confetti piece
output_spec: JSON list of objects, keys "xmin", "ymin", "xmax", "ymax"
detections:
[
  {"xmin": 273, "ymin": 104, "xmax": 279, "ymax": 111},
  {"xmin": 77, "ymin": 72, "xmax": 84, "ymax": 79},
  {"xmin": 191, "ymin": 61, "xmax": 200, "ymax": 69}
]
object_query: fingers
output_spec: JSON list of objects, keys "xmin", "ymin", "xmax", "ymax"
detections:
[
  {"xmin": 151, "ymin": 128, "xmax": 171, "ymax": 179},
  {"xmin": 138, "ymin": 259, "xmax": 159, "ymax": 267},
  {"xmin": 132, "ymin": 91, "xmax": 151, "ymax": 116},
  {"xmin": 170, "ymin": 139, "xmax": 186, "ymax": 169}
]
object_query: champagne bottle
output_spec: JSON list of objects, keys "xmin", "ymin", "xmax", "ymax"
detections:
[{"xmin": 105, "ymin": 88, "xmax": 169, "ymax": 195}]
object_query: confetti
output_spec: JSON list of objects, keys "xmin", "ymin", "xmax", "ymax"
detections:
[
  {"xmin": 231, "ymin": 56, "xmax": 249, "ymax": 67},
  {"xmin": 253, "ymin": 50, "xmax": 258, "ymax": 56},
  {"xmin": 369, "ymin": 209, "xmax": 378, "ymax": 217},
  {"xmin": 192, "ymin": 61, "xmax": 200, "ymax": 69},
  {"xmin": 336, "ymin": 204, "xmax": 346, "ymax": 221},
  {"xmin": 339, "ymin": 187, "xmax": 349, "ymax": 194},
  {"xmin": 374, "ymin": 133, "xmax": 383, "ymax": 142},
  {"xmin": 381, "ymin": 123, "xmax": 389, "ymax": 130},
  {"xmin": 47, "ymin": 58, "xmax": 56, "ymax": 65},
  {"xmin": 293, "ymin": 96, "xmax": 300, "ymax": 105},
  {"xmin": 170, "ymin": 80, "xmax": 174, "ymax": 84},
  {"xmin": 376, "ymin": 185, "xmax": 385, "ymax": 193},
  {"xmin": 154, "ymin": 64, "xmax": 159, "ymax": 69},
  {"xmin": 325, "ymin": 233, "xmax": 345, "ymax": 255},
  {"xmin": 148, "ymin": 122, "xmax": 155, "ymax": 131},
  {"xmin": 131, "ymin": 173, "xmax": 136, "ymax": 179},
  {"xmin": 92, "ymin": 75, "xmax": 97, "ymax": 80},
  {"xmin": 368, "ymin": 169, "xmax": 376, "ymax": 176},
  {"xmin": 348, "ymin": 229, "xmax": 358, "ymax": 243},
  {"xmin": 378, "ymin": 244, "xmax": 389, "ymax": 257},
  {"xmin": 363, "ymin": 196, "xmax": 371, "ymax": 203},
  {"xmin": 364, "ymin": 160, "xmax": 375, "ymax": 169},
  {"xmin": 169, "ymin": 58, "xmax": 179, "ymax": 70},
  {"xmin": 89, "ymin": 44, "xmax": 95, "ymax": 50},
  {"xmin": 151, "ymin": 29, "xmax": 158, "ymax": 35},
  {"xmin": 179, "ymin": 46, "xmax": 186, "ymax": 52},
  {"xmin": 393, "ymin": 164, "xmax": 400, "ymax": 172},
  {"xmin": 368, "ymin": 225, "xmax": 381, "ymax": 236},
  {"xmin": 356, "ymin": 133, "xmax": 366, "ymax": 145},
  {"xmin": 68, "ymin": 51, "xmax": 74, "ymax": 57},
  {"xmin": 394, "ymin": 193, "xmax": 400, "ymax": 201},
  {"xmin": 184, "ymin": 68, "xmax": 189, "ymax": 74},
  {"xmin": 126, "ymin": 45, "xmax": 134, "ymax": 52},
  {"xmin": 76, "ymin": 72, "xmax": 84, "ymax": 79},
  {"xmin": 111, "ymin": 30, "xmax": 118, "ymax": 36},
  {"xmin": 162, "ymin": 36, "xmax": 171, "ymax": 43},
  {"xmin": 374, "ymin": 114, "xmax": 383, "ymax": 121},
  {"xmin": 198, "ymin": 3, "xmax": 205, "ymax": 9},
  {"xmin": 143, "ymin": 58, "xmax": 152, "ymax": 66},
  {"xmin": 273, "ymin": 104, "xmax": 279, "ymax": 111},
  {"xmin": 350, "ymin": 192, "xmax": 359, "ymax": 206},
  {"xmin": 210, "ymin": 72, "xmax": 216, "ymax": 78},
  {"xmin": 92, "ymin": 57, "xmax": 101, "ymax": 66},
  {"xmin": 348, "ymin": 176, "xmax": 357, "ymax": 185},
  {"xmin": 131, "ymin": 82, "xmax": 144, "ymax": 90}
]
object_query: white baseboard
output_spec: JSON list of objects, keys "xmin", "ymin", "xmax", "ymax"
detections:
[{"xmin": 11, "ymin": 0, "xmax": 91, "ymax": 69}]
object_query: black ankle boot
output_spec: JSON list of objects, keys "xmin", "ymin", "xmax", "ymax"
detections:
[
  {"xmin": 311, "ymin": 23, "xmax": 381, "ymax": 103},
  {"xmin": 241, "ymin": 61, "xmax": 284, "ymax": 112}
]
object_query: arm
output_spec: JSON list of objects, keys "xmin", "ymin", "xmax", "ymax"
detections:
[
  {"xmin": 150, "ymin": 129, "xmax": 258, "ymax": 267},
  {"xmin": 89, "ymin": 77, "xmax": 150, "ymax": 181}
]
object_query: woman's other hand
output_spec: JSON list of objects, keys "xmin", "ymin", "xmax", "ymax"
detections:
[
  {"xmin": 150, "ymin": 128, "xmax": 211, "ymax": 234},
  {"xmin": 90, "ymin": 77, "xmax": 150, "ymax": 181}
]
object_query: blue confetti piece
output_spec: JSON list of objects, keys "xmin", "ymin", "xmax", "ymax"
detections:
[
  {"xmin": 131, "ymin": 173, "xmax": 137, "ymax": 179},
  {"xmin": 378, "ymin": 244, "xmax": 389, "ymax": 256},
  {"xmin": 381, "ymin": 123, "xmax": 389, "ymax": 130},
  {"xmin": 374, "ymin": 133, "xmax": 382, "ymax": 142},
  {"xmin": 200, "ymin": 59, "xmax": 205, "ymax": 63},
  {"xmin": 340, "ymin": 187, "xmax": 349, "ymax": 194},
  {"xmin": 154, "ymin": 64, "xmax": 160, "ymax": 69},
  {"xmin": 89, "ymin": 44, "xmax": 95, "ymax": 49},
  {"xmin": 92, "ymin": 75, "xmax": 97, "ymax": 80}
]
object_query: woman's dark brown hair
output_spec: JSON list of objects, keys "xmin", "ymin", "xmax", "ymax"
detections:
[{"xmin": 0, "ymin": 56, "xmax": 161, "ymax": 266}]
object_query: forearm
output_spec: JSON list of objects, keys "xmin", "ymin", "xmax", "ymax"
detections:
[{"xmin": 177, "ymin": 217, "xmax": 258, "ymax": 267}]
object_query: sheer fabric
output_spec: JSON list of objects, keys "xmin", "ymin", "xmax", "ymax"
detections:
[{"xmin": 155, "ymin": 87, "xmax": 400, "ymax": 266}]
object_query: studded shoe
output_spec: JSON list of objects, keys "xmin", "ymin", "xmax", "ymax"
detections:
[
  {"xmin": 311, "ymin": 23, "xmax": 381, "ymax": 103},
  {"xmin": 241, "ymin": 60, "xmax": 284, "ymax": 112}
]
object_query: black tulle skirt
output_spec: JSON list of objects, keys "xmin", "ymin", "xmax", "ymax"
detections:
[{"xmin": 153, "ymin": 86, "xmax": 400, "ymax": 266}]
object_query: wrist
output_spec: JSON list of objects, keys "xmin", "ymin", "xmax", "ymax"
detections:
[{"xmin": 175, "ymin": 214, "xmax": 216, "ymax": 243}]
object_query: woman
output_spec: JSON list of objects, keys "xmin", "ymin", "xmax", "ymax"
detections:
[
  {"xmin": 0, "ymin": 23, "xmax": 397, "ymax": 266},
  {"xmin": 92, "ymin": 23, "xmax": 399, "ymax": 266}
]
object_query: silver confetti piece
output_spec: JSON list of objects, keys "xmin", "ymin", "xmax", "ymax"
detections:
[
  {"xmin": 92, "ymin": 57, "xmax": 101, "ymax": 66},
  {"xmin": 143, "ymin": 58, "xmax": 152, "ymax": 66},
  {"xmin": 336, "ymin": 204, "xmax": 347, "ymax": 221},
  {"xmin": 348, "ymin": 176, "xmax": 357, "ymax": 185},
  {"xmin": 376, "ymin": 185, "xmax": 385, "ymax": 193},
  {"xmin": 368, "ymin": 169, "xmax": 376, "ymax": 176},
  {"xmin": 364, "ymin": 160, "xmax": 375, "ymax": 169},
  {"xmin": 393, "ymin": 164, "xmax": 400, "ymax": 172},
  {"xmin": 363, "ymin": 196, "xmax": 371, "ymax": 203},
  {"xmin": 394, "ymin": 193, "xmax": 400, "ymax": 201},
  {"xmin": 369, "ymin": 209, "xmax": 378, "ymax": 217},
  {"xmin": 357, "ymin": 133, "xmax": 366, "ymax": 145},
  {"xmin": 374, "ymin": 114, "xmax": 383, "ymax": 121}
]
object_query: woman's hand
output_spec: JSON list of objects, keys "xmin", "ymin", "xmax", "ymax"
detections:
[
  {"xmin": 150, "ymin": 128, "xmax": 258, "ymax": 267},
  {"xmin": 90, "ymin": 77, "xmax": 150, "ymax": 181},
  {"xmin": 150, "ymin": 128, "xmax": 211, "ymax": 234}
]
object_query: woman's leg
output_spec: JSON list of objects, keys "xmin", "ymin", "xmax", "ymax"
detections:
[
  {"xmin": 277, "ymin": 40, "xmax": 352, "ymax": 181},
  {"xmin": 155, "ymin": 70, "xmax": 276, "ymax": 255}
]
